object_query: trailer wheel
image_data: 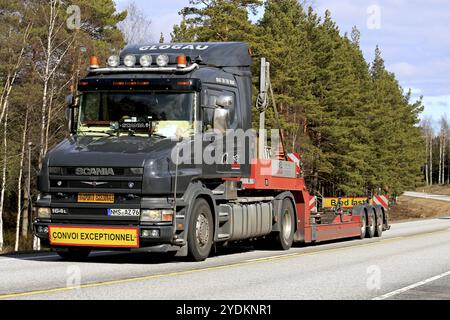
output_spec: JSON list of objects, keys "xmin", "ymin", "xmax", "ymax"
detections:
[
  {"xmin": 359, "ymin": 214, "xmax": 367, "ymax": 239},
  {"xmin": 375, "ymin": 211, "xmax": 383, "ymax": 237},
  {"xmin": 366, "ymin": 210, "xmax": 376, "ymax": 238},
  {"xmin": 187, "ymin": 198, "xmax": 214, "ymax": 262},
  {"xmin": 56, "ymin": 248, "xmax": 91, "ymax": 261},
  {"xmin": 274, "ymin": 199, "xmax": 295, "ymax": 250}
]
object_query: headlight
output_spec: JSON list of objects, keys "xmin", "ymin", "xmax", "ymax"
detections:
[
  {"xmin": 108, "ymin": 55, "xmax": 120, "ymax": 67},
  {"xmin": 141, "ymin": 210, "xmax": 161, "ymax": 222},
  {"xmin": 141, "ymin": 209, "xmax": 173, "ymax": 222},
  {"xmin": 123, "ymin": 54, "xmax": 136, "ymax": 67},
  {"xmin": 139, "ymin": 55, "xmax": 152, "ymax": 67},
  {"xmin": 37, "ymin": 207, "xmax": 51, "ymax": 219},
  {"xmin": 156, "ymin": 54, "xmax": 169, "ymax": 67}
]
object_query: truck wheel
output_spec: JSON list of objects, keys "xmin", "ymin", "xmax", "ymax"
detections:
[
  {"xmin": 375, "ymin": 212, "xmax": 383, "ymax": 237},
  {"xmin": 274, "ymin": 199, "xmax": 295, "ymax": 250},
  {"xmin": 56, "ymin": 248, "xmax": 91, "ymax": 261},
  {"xmin": 366, "ymin": 210, "xmax": 376, "ymax": 238},
  {"xmin": 359, "ymin": 213, "xmax": 367, "ymax": 239},
  {"xmin": 187, "ymin": 198, "xmax": 214, "ymax": 262}
]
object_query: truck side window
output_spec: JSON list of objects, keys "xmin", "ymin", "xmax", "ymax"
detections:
[{"xmin": 203, "ymin": 89, "xmax": 236, "ymax": 132}]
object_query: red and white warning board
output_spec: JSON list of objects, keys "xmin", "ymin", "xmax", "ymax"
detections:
[
  {"xmin": 373, "ymin": 195, "xmax": 389, "ymax": 209},
  {"xmin": 309, "ymin": 195, "xmax": 317, "ymax": 213},
  {"xmin": 287, "ymin": 153, "xmax": 301, "ymax": 175}
]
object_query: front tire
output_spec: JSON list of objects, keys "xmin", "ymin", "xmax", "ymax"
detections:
[
  {"xmin": 56, "ymin": 247, "xmax": 91, "ymax": 261},
  {"xmin": 187, "ymin": 198, "xmax": 214, "ymax": 262},
  {"xmin": 274, "ymin": 199, "xmax": 295, "ymax": 250}
]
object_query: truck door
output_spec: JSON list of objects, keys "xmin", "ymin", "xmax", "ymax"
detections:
[{"xmin": 202, "ymin": 86, "xmax": 247, "ymax": 178}]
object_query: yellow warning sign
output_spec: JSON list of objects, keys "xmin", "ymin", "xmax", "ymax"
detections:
[
  {"xmin": 323, "ymin": 197, "xmax": 372, "ymax": 209},
  {"xmin": 49, "ymin": 226, "xmax": 139, "ymax": 248}
]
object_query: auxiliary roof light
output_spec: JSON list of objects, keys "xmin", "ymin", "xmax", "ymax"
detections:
[
  {"xmin": 140, "ymin": 54, "xmax": 153, "ymax": 67},
  {"xmin": 89, "ymin": 56, "xmax": 100, "ymax": 69},
  {"xmin": 123, "ymin": 54, "xmax": 137, "ymax": 67},
  {"xmin": 107, "ymin": 55, "xmax": 120, "ymax": 68},
  {"xmin": 156, "ymin": 54, "xmax": 169, "ymax": 67},
  {"xmin": 177, "ymin": 54, "xmax": 187, "ymax": 68}
]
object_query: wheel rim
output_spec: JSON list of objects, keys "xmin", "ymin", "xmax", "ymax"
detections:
[
  {"xmin": 196, "ymin": 212, "xmax": 210, "ymax": 248},
  {"xmin": 282, "ymin": 209, "xmax": 292, "ymax": 242}
]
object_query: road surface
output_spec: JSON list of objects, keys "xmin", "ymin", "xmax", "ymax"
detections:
[
  {"xmin": 404, "ymin": 191, "xmax": 450, "ymax": 202},
  {"xmin": 1, "ymin": 218, "xmax": 450, "ymax": 300}
]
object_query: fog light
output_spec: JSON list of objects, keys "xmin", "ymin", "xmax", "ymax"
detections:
[
  {"xmin": 37, "ymin": 207, "xmax": 51, "ymax": 219},
  {"xmin": 150, "ymin": 230, "xmax": 159, "ymax": 238},
  {"xmin": 139, "ymin": 54, "xmax": 152, "ymax": 67},
  {"xmin": 142, "ymin": 229, "xmax": 159, "ymax": 238},
  {"xmin": 38, "ymin": 226, "xmax": 49, "ymax": 234},
  {"xmin": 156, "ymin": 54, "xmax": 169, "ymax": 67},
  {"xmin": 123, "ymin": 54, "xmax": 136, "ymax": 67},
  {"xmin": 107, "ymin": 55, "xmax": 120, "ymax": 67}
]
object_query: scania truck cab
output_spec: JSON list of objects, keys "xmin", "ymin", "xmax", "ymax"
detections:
[{"xmin": 33, "ymin": 42, "xmax": 389, "ymax": 261}]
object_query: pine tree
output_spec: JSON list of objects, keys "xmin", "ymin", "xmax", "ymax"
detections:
[{"xmin": 171, "ymin": 0, "xmax": 262, "ymax": 42}]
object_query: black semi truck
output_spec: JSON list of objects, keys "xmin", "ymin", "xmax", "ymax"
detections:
[{"xmin": 33, "ymin": 42, "xmax": 388, "ymax": 261}]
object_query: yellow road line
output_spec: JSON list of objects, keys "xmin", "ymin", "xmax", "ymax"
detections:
[{"xmin": 0, "ymin": 228, "xmax": 449, "ymax": 299}]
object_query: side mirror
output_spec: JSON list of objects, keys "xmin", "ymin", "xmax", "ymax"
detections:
[
  {"xmin": 65, "ymin": 94, "xmax": 79, "ymax": 134},
  {"xmin": 65, "ymin": 94, "xmax": 74, "ymax": 107}
]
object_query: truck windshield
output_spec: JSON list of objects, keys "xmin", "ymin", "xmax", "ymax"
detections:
[{"xmin": 78, "ymin": 92, "xmax": 196, "ymax": 138}]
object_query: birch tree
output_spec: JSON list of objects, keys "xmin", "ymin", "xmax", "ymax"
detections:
[
  {"xmin": 117, "ymin": 1, "xmax": 153, "ymax": 45},
  {"xmin": 35, "ymin": 0, "xmax": 76, "ymax": 169},
  {"xmin": 0, "ymin": 104, "xmax": 8, "ymax": 252},
  {"xmin": 14, "ymin": 108, "xmax": 29, "ymax": 251}
]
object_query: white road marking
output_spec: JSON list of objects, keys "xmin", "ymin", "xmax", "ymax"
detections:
[{"xmin": 373, "ymin": 270, "xmax": 450, "ymax": 300}]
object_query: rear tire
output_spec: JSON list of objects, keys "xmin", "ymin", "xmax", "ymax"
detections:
[
  {"xmin": 359, "ymin": 213, "xmax": 367, "ymax": 239},
  {"xmin": 187, "ymin": 198, "xmax": 214, "ymax": 262},
  {"xmin": 375, "ymin": 212, "xmax": 383, "ymax": 237},
  {"xmin": 56, "ymin": 248, "xmax": 91, "ymax": 261},
  {"xmin": 366, "ymin": 210, "xmax": 376, "ymax": 238},
  {"xmin": 273, "ymin": 199, "xmax": 295, "ymax": 250}
]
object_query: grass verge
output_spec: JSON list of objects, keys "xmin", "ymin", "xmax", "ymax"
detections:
[{"xmin": 390, "ymin": 196, "xmax": 450, "ymax": 222}]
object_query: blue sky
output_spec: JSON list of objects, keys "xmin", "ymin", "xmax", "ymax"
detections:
[{"xmin": 114, "ymin": 0, "xmax": 450, "ymax": 125}]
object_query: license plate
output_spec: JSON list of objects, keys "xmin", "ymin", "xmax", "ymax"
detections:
[
  {"xmin": 78, "ymin": 193, "xmax": 114, "ymax": 203},
  {"xmin": 108, "ymin": 209, "xmax": 140, "ymax": 217},
  {"xmin": 49, "ymin": 226, "xmax": 139, "ymax": 248}
]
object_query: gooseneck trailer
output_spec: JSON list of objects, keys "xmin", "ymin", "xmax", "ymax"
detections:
[{"xmin": 33, "ymin": 42, "xmax": 390, "ymax": 261}]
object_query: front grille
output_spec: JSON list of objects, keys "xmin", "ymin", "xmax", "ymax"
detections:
[
  {"xmin": 50, "ymin": 180, "xmax": 142, "ymax": 190},
  {"xmin": 63, "ymin": 167, "xmax": 141, "ymax": 176},
  {"xmin": 49, "ymin": 167, "xmax": 143, "ymax": 194}
]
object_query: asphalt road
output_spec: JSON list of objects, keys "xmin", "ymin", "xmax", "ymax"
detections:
[
  {"xmin": 1, "ymin": 218, "xmax": 450, "ymax": 300},
  {"xmin": 404, "ymin": 191, "xmax": 450, "ymax": 202}
]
